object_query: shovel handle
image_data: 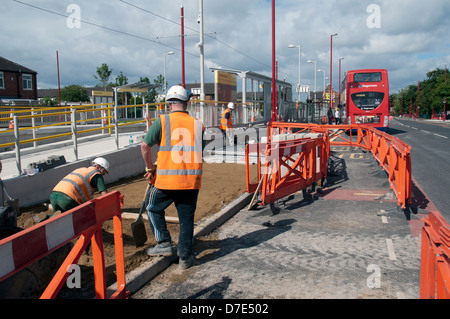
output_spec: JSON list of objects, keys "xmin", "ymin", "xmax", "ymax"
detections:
[
  {"xmin": 137, "ymin": 183, "xmax": 152, "ymax": 219},
  {"xmin": 142, "ymin": 183, "xmax": 151, "ymax": 202}
]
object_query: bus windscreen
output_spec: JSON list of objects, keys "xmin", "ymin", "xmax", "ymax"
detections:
[{"xmin": 351, "ymin": 92, "xmax": 385, "ymax": 111}]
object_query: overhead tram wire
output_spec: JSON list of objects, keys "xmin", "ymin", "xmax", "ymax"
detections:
[
  {"xmin": 12, "ymin": 0, "xmax": 197, "ymax": 58},
  {"xmin": 14, "ymin": 0, "xmax": 297, "ymax": 83},
  {"xmin": 12, "ymin": 0, "xmax": 240, "ymax": 74},
  {"xmin": 119, "ymin": 0, "xmax": 276, "ymax": 73}
]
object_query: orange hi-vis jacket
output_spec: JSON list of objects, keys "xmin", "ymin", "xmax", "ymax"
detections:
[
  {"xmin": 156, "ymin": 112, "xmax": 203, "ymax": 190},
  {"xmin": 220, "ymin": 109, "xmax": 232, "ymax": 130},
  {"xmin": 53, "ymin": 167, "xmax": 101, "ymax": 204}
]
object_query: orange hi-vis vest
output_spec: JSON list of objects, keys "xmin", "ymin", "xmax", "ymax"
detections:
[
  {"xmin": 156, "ymin": 112, "xmax": 203, "ymax": 190},
  {"xmin": 53, "ymin": 167, "xmax": 101, "ymax": 204},
  {"xmin": 220, "ymin": 109, "xmax": 232, "ymax": 130}
]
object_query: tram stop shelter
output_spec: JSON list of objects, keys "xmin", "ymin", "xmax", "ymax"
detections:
[
  {"xmin": 209, "ymin": 67, "xmax": 293, "ymax": 122},
  {"xmin": 113, "ymin": 83, "xmax": 160, "ymax": 106}
]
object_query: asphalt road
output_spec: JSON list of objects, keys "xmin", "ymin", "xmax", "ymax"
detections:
[
  {"xmin": 389, "ymin": 118, "xmax": 450, "ymax": 221},
  {"xmin": 133, "ymin": 145, "xmax": 422, "ymax": 300}
]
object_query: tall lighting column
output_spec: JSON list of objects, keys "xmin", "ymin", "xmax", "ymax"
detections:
[
  {"xmin": 306, "ymin": 60, "xmax": 317, "ymax": 100},
  {"xmin": 288, "ymin": 44, "xmax": 301, "ymax": 102},
  {"xmin": 198, "ymin": 0, "xmax": 205, "ymax": 122},
  {"xmin": 164, "ymin": 51, "xmax": 174, "ymax": 97},
  {"xmin": 271, "ymin": 0, "xmax": 276, "ymax": 121},
  {"xmin": 330, "ymin": 33, "xmax": 338, "ymax": 110},
  {"xmin": 339, "ymin": 57, "xmax": 344, "ymax": 106}
]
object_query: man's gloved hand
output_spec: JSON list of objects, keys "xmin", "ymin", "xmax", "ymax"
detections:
[{"xmin": 144, "ymin": 165, "xmax": 157, "ymax": 184}]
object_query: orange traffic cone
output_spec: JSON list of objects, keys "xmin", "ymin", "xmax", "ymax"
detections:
[{"xmin": 8, "ymin": 109, "xmax": 14, "ymax": 129}]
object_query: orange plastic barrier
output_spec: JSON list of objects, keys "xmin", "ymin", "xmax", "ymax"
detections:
[
  {"xmin": 420, "ymin": 211, "xmax": 450, "ymax": 299},
  {"xmin": 259, "ymin": 122, "xmax": 412, "ymax": 209},
  {"xmin": 0, "ymin": 191, "xmax": 128, "ymax": 299},
  {"xmin": 246, "ymin": 124, "xmax": 329, "ymax": 206},
  {"xmin": 368, "ymin": 128, "xmax": 411, "ymax": 209},
  {"xmin": 431, "ymin": 114, "xmax": 445, "ymax": 120}
]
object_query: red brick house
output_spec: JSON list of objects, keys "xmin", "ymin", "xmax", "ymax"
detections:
[{"xmin": 0, "ymin": 56, "xmax": 38, "ymax": 101}]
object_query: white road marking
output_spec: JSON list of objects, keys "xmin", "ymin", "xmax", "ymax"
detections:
[{"xmin": 386, "ymin": 239, "xmax": 397, "ymax": 261}]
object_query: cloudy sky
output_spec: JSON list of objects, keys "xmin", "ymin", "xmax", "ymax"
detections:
[{"xmin": 2, "ymin": 0, "xmax": 449, "ymax": 98}]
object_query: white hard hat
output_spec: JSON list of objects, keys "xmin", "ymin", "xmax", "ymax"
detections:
[
  {"xmin": 227, "ymin": 102, "xmax": 235, "ymax": 109},
  {"xmin": 92, "ymin": 157, "xmax": 110, "ymax": 173},
  {"xmin": 166, "ymin": 85, "xmax": 190, "ymax": 102}
]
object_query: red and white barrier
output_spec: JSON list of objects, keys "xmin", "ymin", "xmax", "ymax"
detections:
[{"xmin": 0, "ymin": 203, "xmax": 96, "ymax": 281}]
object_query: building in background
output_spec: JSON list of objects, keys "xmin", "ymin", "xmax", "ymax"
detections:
[{"xmin": 0, "ymin": 56, "xmax": 38, "ymax": 103}]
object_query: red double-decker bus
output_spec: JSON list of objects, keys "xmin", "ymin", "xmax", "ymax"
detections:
[{"xmin": 341, "ymin": 69, "xmax": 389, "ymax": 131}]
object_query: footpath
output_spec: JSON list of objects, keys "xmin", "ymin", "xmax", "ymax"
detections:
[{"xmin": 130, "ymin": 145, "xmax": 425, "ymax": 300}]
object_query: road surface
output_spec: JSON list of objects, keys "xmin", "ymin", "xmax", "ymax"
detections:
[{"xmin": 389, "ymin": 118, "xmax": 450, "ymax": 220}]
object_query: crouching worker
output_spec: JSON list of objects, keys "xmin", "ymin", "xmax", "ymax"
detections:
[
  {"xmin": 49, "ymin": 157, "xmax": 110, "ymax": 213},
  {"xmin": 141, "ymin": 85, "xmax": 204, "ymax": 270}
]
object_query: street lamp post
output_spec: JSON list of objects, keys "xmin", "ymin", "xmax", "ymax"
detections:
[
  {"xmin": 416, "ymin": 81, "xmax": 420, "ymax": 119},
  {"xmin": 444, "ymin": 99, "xmax": 447, "ymax": 122},
  {"xmin": 306, "ymin": 60, "xmax": 317, "ymax": 100},
  {"xmin": 271, "ymin": 0, "xmax": 276, "ymax": 121},
  {"xmin": 198, "ymin": 0, "xmax": 205, "ymax": 123},
  {"xmin": 181, "ymin": 4, "xmax": 185, "ymax": 87},
  {"xmin": 318, "ymin": 69, "xmax": 326, "ymax": 94},
  {"xmin": 318, "ymin": 69, "xmax": 327, "ymax": 120},
  {"xmin": 330, "ymin": 33, "xmax": 338, "ymax": 109},
  {"xmin": 288, "ymin": 44, "xmax": 301, "ymax": 102},
  {"xmin": 164, "ymin": 51, "xmax": 175, "ymax": 97},
  {"xmin": 307, "ymin": 60, "xmax": 317, "ymax": 123},
  {"xmin": 339, "ymin": 58, "xmax": 344, "ymax": 106}
]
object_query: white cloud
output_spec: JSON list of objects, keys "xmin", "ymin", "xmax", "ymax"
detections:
[{"xmin": 1, "ymin": 0, "xmax": 449, "ymax": 95}]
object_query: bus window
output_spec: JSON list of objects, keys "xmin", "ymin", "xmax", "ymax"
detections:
[{"xmin": 354, "ymin": 72, "xmax": 382, "ymax": 83}]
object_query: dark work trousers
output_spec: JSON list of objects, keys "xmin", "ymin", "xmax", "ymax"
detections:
[{"xmin": 145, "ymin": 186, "xmax": 199, "ymax": 260}]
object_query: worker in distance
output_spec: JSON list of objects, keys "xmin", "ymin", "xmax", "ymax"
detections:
[
  {"xmin": 49, "ymin": 157, "xmax": 110, "ymax": 213},
  {"xmin": 220, "ymin": 102, "xmax": 235, "ymax": 147}
]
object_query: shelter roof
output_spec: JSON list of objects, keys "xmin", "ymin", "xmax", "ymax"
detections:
[{"xmin": 116, "ymin": 83, "xmax": 159, "ymax": 93}]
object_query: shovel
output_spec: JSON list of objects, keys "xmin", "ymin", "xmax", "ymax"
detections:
[{"xmin": 131, "ymin": 183, "xmax": 151, "ymax": 247}]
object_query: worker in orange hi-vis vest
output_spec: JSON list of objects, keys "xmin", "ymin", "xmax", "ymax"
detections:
[
  {"xmin": 220, "ymin": 102, "xmax": 235, "ymax": 147},
  {"xmin": 140, "ymin": 85, "xmax": 204, "ymax": 270},
  {"xmin": 50, "ymin": 157, "xmax": 110, "ymax": 213}
]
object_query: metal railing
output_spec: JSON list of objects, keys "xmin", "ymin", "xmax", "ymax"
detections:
[
  {"xmin": 0, "ymin": 100, "xmax": 299, "ymax": 177},
  {"xmin": 0, "ymin": 103, "xmax": 157, "ymax": 176}
]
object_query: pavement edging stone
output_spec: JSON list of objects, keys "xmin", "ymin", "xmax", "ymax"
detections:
[{"xmin": 107, "ymin": 192, "xmax": 253, "ymax": 297}]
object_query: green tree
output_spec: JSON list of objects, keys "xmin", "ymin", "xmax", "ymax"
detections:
[
  {"xmin": 94, "ymin": 63, "xmax": 112, "ymax": 91},
  {"xmin": 393, "ymin": 68, "xmax": 450, "ymax": 117},
  {"xmin": 153, "ymin": 74, "xmax": 166, "ymax": 95},
  {"xmin": 114, "ymin": 71, "xmax": 128, "ymax": 87},
  {"xmin": 138, "ymin": 75, "xmax": 164, "ymax": 103},
  {"xmin": 114, "ymin": 71, "xmax": 129, "ymax": 105},
  {"xmin": 60, "ymin": 85, "xmax": 90, "ymax": 102}
]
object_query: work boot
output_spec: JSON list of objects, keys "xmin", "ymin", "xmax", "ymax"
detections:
[
  {"xmin": 146, "ymin": 242, "xmax": 174, "ymax": 257},
  {"xmin": 179, "ymin": 255, "xmax": 195, "ymax": 270}
]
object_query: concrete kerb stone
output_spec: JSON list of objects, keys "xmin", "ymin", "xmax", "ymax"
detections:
[{"xmin": 107, "ymin": 192, "xmax": 253, "ymax": 297}]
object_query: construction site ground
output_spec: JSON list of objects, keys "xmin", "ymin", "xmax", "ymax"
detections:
[
  {"xmin": 9, "ymin": 144, "xmax": 426, "ymax": 301},
  {"xmin": 14, "ymin": 162, "xmax": 252, "ymax": 299},
  {"xmin": 132, "ymin": 145, "xmax": 424, "ymax": 300}
]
